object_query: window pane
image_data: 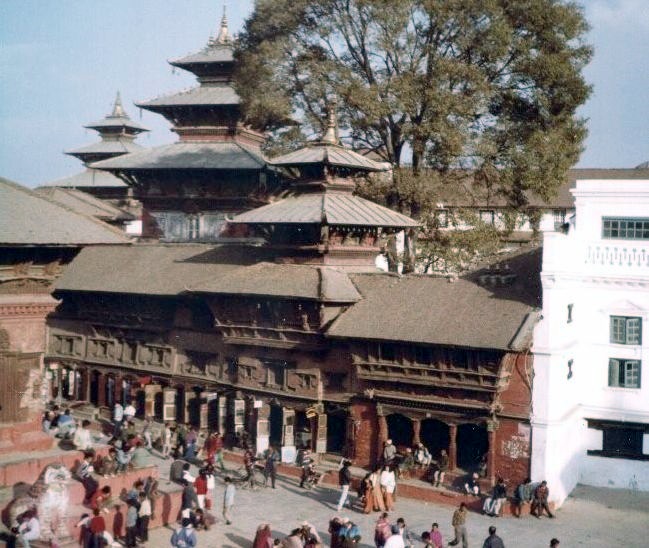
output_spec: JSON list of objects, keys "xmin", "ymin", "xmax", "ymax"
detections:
[
  {"xmin": 602, "ymin": 217, "xmax": 649, "ymax": 240},
  {"xmin": 626, "ymin": 318, "xmax": 642, "ymax": 344},
  {"xmin": 608, "ymin": 359, "xmax": 620, "ymax": 387}
]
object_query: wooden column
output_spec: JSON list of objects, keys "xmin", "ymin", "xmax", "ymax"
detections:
[
  {"xmin": 376, "ymin": 407, "xmax": 388, "ymax": 462},
  {"xmin": 448, "ymin": 423, "xmax": 458, "ymax": 471},
  {"xmin": 487, "ymin": 423, "xmax": 497, "ymax": 486},
  {"xmin": 97, "ymin": 373, "xmax": 107, "ymax": 407},
  {"xmin": 412, "ymin": 418, "xmax": 421, "ymax": 446}
]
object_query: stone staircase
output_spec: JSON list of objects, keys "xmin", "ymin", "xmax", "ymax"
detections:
[{"xmin": 0, "ymin": 420, "xmax": 55, "ymax": 456}]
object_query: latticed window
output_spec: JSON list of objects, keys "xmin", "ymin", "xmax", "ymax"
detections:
[
  {"xmin": 435, "ymin": 209, "xmax": 449, "ymax": 228},
  {"xmin": 188, "ymin": 215, "xmax": 201, "ymax": 240},
  {"xmin": 602, "ymin": 217, "xmax": 649, "ymax": 240},
  {"xmin": 610, "ymin": 316, "xmax": 642, "ymax": 345},
  {"xmin": 608, "ymin": 358, "xmax": 641, "ymax": 388},
  {"xmin": 479, "ymin": 210, "xmax": 495, "ymax": 225},
  {"xmin": 553, "ymin": 209, "xmax": 566, "ymax": 230}
]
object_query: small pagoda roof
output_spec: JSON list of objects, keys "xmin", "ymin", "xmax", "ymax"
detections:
[
  {"xmin": 272, "ymin": 143, "xmax": 389, "ymax": 172},
  {"xmin": 92, "ymin": 142, "xmax": 266, "ymax": 171},
  {"xmin": 230, "ymin": 190, "xmax": 419, "ymax": 227},
  {"xmin": 85, "ymin": 92, "xmax": 148, "ymax": 133},
  {"xmin": 42, "ymin": 168, "xmax": 128, "ymax": 189},
  {"xmin": 137, "ymin": 85, "xmax": 239, "ymax": 110},
  {"xmin": 169, "ymin": 9, "xmax": 234, "ymax": 68},
  {"xmin": 65, "ymin": 139, "xmax": 144, "ymax": 157},
  {"xmin": 34, "ymin": 187, "xmax": 135, "ymax": 222},
  {"xmin": 0, "ymin": 177, "xmax": 130, "ymax": 246}
]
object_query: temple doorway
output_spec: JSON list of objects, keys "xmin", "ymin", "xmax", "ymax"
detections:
[
  {"xmin": 269, "ymin": 403, "xmax": 283, "ymax": 447},
  {"xmin": 89, "ymin": 370, "xmax": 100, "ymax": 406},
  {"xmin": 457, "ymin": 423, "xmax": 488, "ymax": 470},
  {"xmin": 326, "ymin": 410, "xmax": 347, "ymax": 454},
  {"xmin": 387, "ymin": 413, "xmax": 413, "ymax": 448},
  {"xmin": 420, "ymin": 419, "xmax": 449, "ymax": 458},
  {"xmin": 187, "ymin": 387, "xmax": 202, "ymax": 427}
]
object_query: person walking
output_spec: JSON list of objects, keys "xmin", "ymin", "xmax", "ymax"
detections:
[
  {"xmin": 264, "ymin": 446, "xmax": 280, "ymax": 489},
  {"xmin": 370, "ymin": 467, "xmax": 386, "ymax": 512},
  {"xmin": 141, "ymin": 417, "xmax": 153, "ymax": 451},
  {"xmin": 137, "ymin": 491, "xmax": 151, "ymax": 544},
  {"xmin": 339, "ymin": 518, "xmax": 362, "ymax": 547},
  {"xmin": 253, "ymin": 523, "xmax": 274, "ymax": 548},
  {"xmin": 384, "ymin": 524, "xmax": 405, "ymax": 548},
  {"xmin": 374, "ymin": 512, "xmax": 391, "ymax": 548},
  {"xmin": 337, "ymin": 459, "xmax": 353, "ymax": 511},
  {"xmin": 162, "ymin": 423, "xmax": 174, "ymax": 459},
  {"xmin": 195, "ymin": 469, "xmax": 208, "ymax": 509},
  {"xmin": 361, "ymin": 472, "xmax": 375, "ymax": 514},
  {"xmin": 482, "ymin": 526, "xmax": 504, "ymax": 548},
  {"xmin": 448, "ymin": 502, "xmax": 469, "ymax": 548},
  {"xmin": 124, "ymin": 499, "xmax": 138, "ymax": 548},
  {"xmin": 181, "ymin": 479, "xmax": 199, "ymax": 520},
  {"xmin": 123, "ymin": 401, "xmax": 136, "ymax": 421},
  {"xmin": 170, "ymin": 518, "xmax": 197, "ymax": 548},
  {"xmin": 379, "ymin": 465, "xmax": 396, "ymax": 511},
  {"xmin": 223, "ymin": 476, "xmax": 236, "ymax": 525},
  {"xmin": 533, "ymin": 481, "xmax": 555, "ymax": 518}
]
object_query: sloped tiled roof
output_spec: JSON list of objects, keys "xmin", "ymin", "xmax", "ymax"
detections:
[
  {"xmin": 41, "ymin": 169, "xmax": 128, "ymax": 189},
  {"xmin": 0, "ymin": 177, "xmax": 130, "ymax": 246},
  {"xmin": 169, "ymin": 44, "xmax": 234, "ymax": 67},
  {"xmin": 92, "ymin": 142, "xmax": 266, "ymax": 171},
  {"xmin": 231, "ymin": 191, "xmax": 419, "ymax": 227},
  {"xmin": 190, "ymin": 262, "xmax": 361, "ymax": 302},
  {"xmin": 66, "ymin": 140, "xmax": 144, "ymax": 157},
  {"xmin": 34, "ymin": 187, "xmax": 135, "ymax": 222},
  {"xmin": 137, "ymin": 85, "xmax": 239, "ymax": 109},
  {"xmin": 272, "ymin": 143, "xmax": 389, "ymax": 172},
  {"xmin": 327, "ymin": 248, "xmax": 541, "ymax": 350}
]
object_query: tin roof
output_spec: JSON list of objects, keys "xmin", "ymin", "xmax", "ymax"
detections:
[
  {"xmin": 65, "ymin": 139, "xmax": 144, "ymax": 157},
  {"xmin": 137, "ymin": 85, "xmax": 239, "ymax": 110},
  {"xmin": 85, "ymin": 92, "xmax": 148, "ymax": 134},
  {"xmin": 34, "ymin": 187, "xmax": 135, "ymax": 222},
  {"xmin": 92, "ymin": 142, "xmax": 266, "ymax": 171},
  {"xmin": 230, "ymin": 191, "xmax": 419, "ymax": 227},
  {"xmin": 41, "ymin": 168, "xmax": 128, "ymax": 189},
  {"xmin": 272, "ymin": 143, "xmax": 389, "ymax": 172},
  {"xmin": 0, "ymin": 177, "xmax": 130, "ymax": 245}
]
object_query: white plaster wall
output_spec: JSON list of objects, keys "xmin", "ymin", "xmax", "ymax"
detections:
[{"xmin": 579, "ymin": 455, "xmax": 649, "ymax": 491}]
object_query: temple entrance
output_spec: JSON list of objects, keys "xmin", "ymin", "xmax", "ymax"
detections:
[
  {"xmin": 387, "ymin": 413, "xmax": 413, "ymax": 448},
  {"xmin": 420, "ymin": 419, "xmax": 449, "ymax": 457},
  {"xmin": 326, "ymin": 410, "xmax": 347, "ymax": 454},
  {"xmin": 89, "ymin": 370, "xmax": 100, "ymax": 406},
  {"xmin": 105, "ymin": 375, "xmax": 115, "ymax": 408},
  {"xmin": 154, "ymin": 390, "xmax": 164, "ymax": 421},
  {"xmin": 294, "ymin": 410, "xmax": 311, "ymax": 450},
  {"xmin": 187, "ymin": 388, "xmax": 202, "ymax": 427},
  {"xmin": 269, "ymin": 403, "xmax": 283, "ymax": 447},
  {"xmin": 457, "ymin": 423, "xmax": 489, "ymax": 470},
  {"xmin": 175, "ymin": 385, "xmax": 186, "ymax": 424}
]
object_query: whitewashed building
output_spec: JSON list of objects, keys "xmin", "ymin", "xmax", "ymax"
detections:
[{"xmin": 532, "ymin": 179, "xmax": 649, "ymax": 506}]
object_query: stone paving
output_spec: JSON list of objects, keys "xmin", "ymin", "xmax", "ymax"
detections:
[{"xmin": 144, "ymin": 453, "xmax": 649, "ymax": 548}]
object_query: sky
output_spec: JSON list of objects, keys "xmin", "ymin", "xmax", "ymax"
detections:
[{"xmin": 1, "ymin": 0, "xmax": 648, "ymax": 188}]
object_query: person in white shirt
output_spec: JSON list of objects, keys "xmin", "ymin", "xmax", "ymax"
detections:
[
  {"xmin": 384, "ymin": 524, "xmax": 406, "ymax": 548},
  {"xmin": 123, "ymin": 401, "xmax": 136, "ymax": 420},
  {"xmin": 73, "ymin": 420, "xmax": 93, "ymax": 451},
  {"xmin": 162, "ymin": 424, "xmax": 174, "ymax": 459},
  {"xmin": 379, "ymin": 465, "xmax": 397, "ymax": 511},
  {"xmin": 138, "ymin": 491, "xmax": 152, "ymax": 543},
  {"xmin": 17, "ymin": 510, "xmax": 40, "ymax": 548}
]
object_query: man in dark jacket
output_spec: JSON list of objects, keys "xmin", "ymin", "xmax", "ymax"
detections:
[
  {"xmin": 181, "ymin": 479, "xmax": 199, "ymax": 519},
  {"xmin": 533, "ymin": 481, "xmax": 554, "ymax": 518},
  {"xmin": 336, "ymin": 459, "xmax": 352, "ymax": 511},
  {"xmin": 482, "ymin": 526, "xmax": 505, "ymax": 548}
]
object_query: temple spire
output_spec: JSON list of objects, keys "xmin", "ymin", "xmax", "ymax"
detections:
[
  {"xmin": 321, "ymin": 100, "xmax": 339, "ymax": 145},
  {"xmin": 111, "ymin": 91, "xmax": 127, "ymax": 118},
  {"xmin": 216, "ymin": 6, "xmax": 229, "ymax": 44}
]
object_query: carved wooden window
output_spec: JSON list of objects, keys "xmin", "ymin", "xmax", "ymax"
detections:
[
  {"xmin": 324, "ymin": 372, "xmax": 346, "ymax": 390},
  {"xmin": 61, "ymin": 337, "xmax": 76, "ymax": 355},
  {"xmin": 226, "ymin": 356, "xmax": 238, "ymax": 376},
  {"xmin": 263, "ymin": 359, "xmax": 294, "ymax": 388}
]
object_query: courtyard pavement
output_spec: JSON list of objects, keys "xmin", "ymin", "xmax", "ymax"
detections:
[{"xmin": 145, "ymin": 453, "xmax": 649, "ymax": 547}]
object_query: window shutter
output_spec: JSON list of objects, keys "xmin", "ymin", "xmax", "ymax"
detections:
[{"xmin": 608, "ymin": 359, "xmax": 619, "ymax": 387}]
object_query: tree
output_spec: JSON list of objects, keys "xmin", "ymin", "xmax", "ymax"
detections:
[{"xmin": 235, "ymin": 0, "xmax": 592, "ymax": 208}]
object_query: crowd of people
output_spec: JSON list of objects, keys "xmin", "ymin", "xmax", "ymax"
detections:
[{"xmin": 30, "ymin": 403, "xmax": 564, "ymax": 548}]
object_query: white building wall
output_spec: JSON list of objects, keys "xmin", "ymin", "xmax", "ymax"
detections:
[{"xmin": 532, "ymin": 180, "xmax": 649, "ymax": 506}]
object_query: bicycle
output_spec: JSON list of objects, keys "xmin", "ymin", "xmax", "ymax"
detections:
[{"xmin": 231, "ymin": 463, "xmax": 265, "ymax": 490}]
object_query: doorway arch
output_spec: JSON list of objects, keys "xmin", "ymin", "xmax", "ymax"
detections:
[
  {"xmin": 386, "ymin": 413, "xmax": 413, "ymax": 448},
  {"xmin": 457, "ymin": 423, "xmax": 488, "ymax": 470},
  {"xmin": 420, "ymin": 419, "xmax": 449, "ymax": 457}
]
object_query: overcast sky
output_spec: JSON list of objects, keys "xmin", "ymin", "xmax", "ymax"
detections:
[{"xmin": 1, "ymin": 0, "xmax": 648, "ymax": 187}]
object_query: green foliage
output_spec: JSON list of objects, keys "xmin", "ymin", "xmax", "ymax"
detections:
[{"xmin": 236, "ymin": 0, "xmax": 592, "ymax": 208}]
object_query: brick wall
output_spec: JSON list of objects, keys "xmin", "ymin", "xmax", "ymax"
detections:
[{"xmin": 349, "ymin": 400, "xmax": 377, "ymax": 467}]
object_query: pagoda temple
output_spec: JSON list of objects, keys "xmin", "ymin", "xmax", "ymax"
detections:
[
  {"xmin": 42, "ymin": 92, "xmax": 148, "ymax": 207},
  {"xmin": 92, "ymin": 11, "xmax": 275, "ymax": 242}
]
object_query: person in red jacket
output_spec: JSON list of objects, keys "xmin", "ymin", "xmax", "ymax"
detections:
[{"xmin": 194, "ymin": 469, "xmax": 209, "ymax": 509}]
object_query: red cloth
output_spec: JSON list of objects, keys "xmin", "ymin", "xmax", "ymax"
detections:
[
  {"xmin": 89, "ymin": 490, "xmax": 109, "ymax": 510},
  {"xmin": 90, "ymin": 515, "xmax": 106, "ymax": 534},
  {"xmin": 194, "ymin": 475, "xmax": 208, "ymax": 495}
]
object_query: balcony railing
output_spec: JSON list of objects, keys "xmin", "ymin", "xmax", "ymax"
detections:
[{"xmin": 585, "ymin": 242, "xmax": 649, "ymax": 270}]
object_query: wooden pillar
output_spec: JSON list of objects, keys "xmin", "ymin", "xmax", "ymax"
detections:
[
  {"xmin": 80, "ymin": 368, "xmax": 90, "ymax": 402},
  {"xmin": 376, "ymin": 406, "xmax": 388, "ymax": 462},
  {"xmin": 114, "ymin": 374, "xmax": 123, "ymax": 405},
  {"xmin": 412, "ymin": 418, "xmax": 421, "ymax": 445},
  {"xmin": 448, "ymin": 423, "xmax": 458, "ymax": 471},
  {"xmin": 97, "ymin": 373, "xmax": 107, "ymax": 407},
  {"xmin": 487, "ymin": 423, "xmax": 497, "ymax": 486}
]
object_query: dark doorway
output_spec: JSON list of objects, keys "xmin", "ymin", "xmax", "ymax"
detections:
[
  {"xmin": 420, "ymin": 419, "xmax": 449, "ymax": 457},
  {"xmin": 105, "ymin": 376, "xmax": 115, "ymax": 409},
  {"xmin": 327, "ymin": 411, "xmax": 347, "ymax": 454},
  {"xmin": 387, "ymin": 413, "xmax": 413, "ymax": 448},
  {"xmin": 457, "ymin": 423, "xmax": 489, "ymax": 470},
  {"xmin": 187, "ymin": 388, "xmax": 201, "ymax": 427},
  {"xmin": 154, "ymin": 391, "xmax": 164, "ymax": 421},
  {"xmin": 135, "ymin": 389, "xmax": 146, "ymax": 418},
  {"xmin": 122, "ymin": 378, "xmax": 132, "ymax": 406},
  {"xmin": 89, "ymin": 371, "xmax": 100, "ymax": 406},
  {"xmin": 269, "ymin": 404, "xmax": 283, "ymax": 447},
  {"xmin": 294, "ymin": 410, "xmax": 311, "ymax": 450}
]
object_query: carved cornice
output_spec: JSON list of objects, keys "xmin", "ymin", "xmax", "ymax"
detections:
[{"xmin": 0, "ymin": 303, "xmax": 57, "ymax": 317}]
